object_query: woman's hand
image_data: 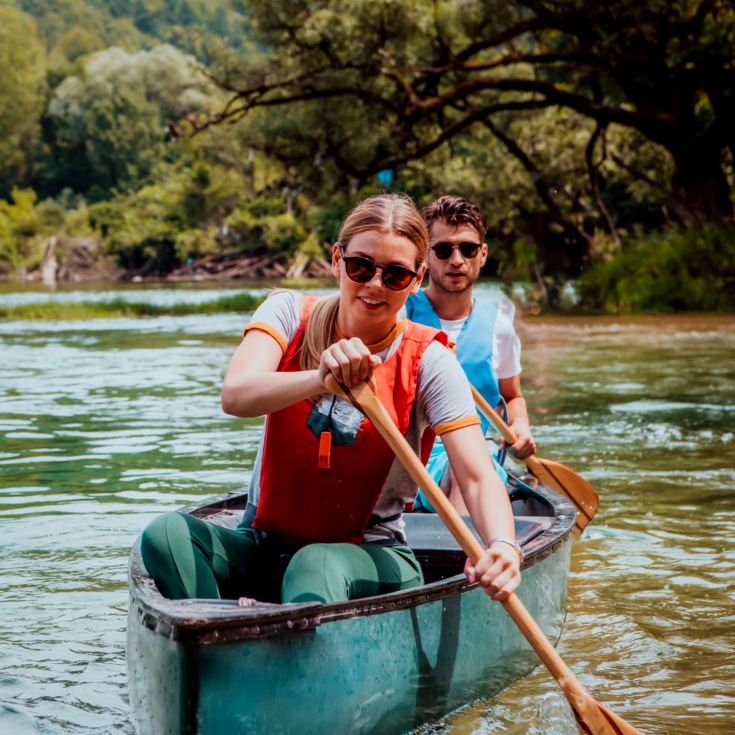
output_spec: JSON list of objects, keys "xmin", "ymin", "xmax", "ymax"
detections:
[
  {"xmin": 318, "ymin": 338, "xmax": 382, "ymax": 388},
  {"xmin": 464, "ymin": 541, "xmax": 521, "ymax": 601}
]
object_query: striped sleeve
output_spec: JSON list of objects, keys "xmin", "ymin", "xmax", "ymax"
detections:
[
  {"xmin": 243, "ymin": 322, "xmax": 288, "ymax": 353},
  {"xmin": 434, "ymin": 415, "xmax": 481, "ymax": 436},
  {"xmin": 242, "ymin": 291, "xmax": 303, "ymax": 352}
]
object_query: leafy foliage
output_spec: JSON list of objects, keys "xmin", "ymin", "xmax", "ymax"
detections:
[
  {"xmin": 212, "ymin": 0, "xmax": 735, "ymax": 230},
  {"xmin": 0, "ymin": 187, "xmax": 97, "ymax": 273},
  {"xmin": 579, "ymin": 227, "xmax": 735, "ymax": 312},
  {"xmin": 16, "ymin": 0, "xmax": 251, "ymax": 51},
  {"xmin": 43, "ymin": 45, "xmax": 215, "ymax": 200},
  {"xmin": 0, "ymin": 5, "xmax": 46, "ymax": 196}
]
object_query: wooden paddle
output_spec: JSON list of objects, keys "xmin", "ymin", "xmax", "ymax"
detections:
[
  {"xmin": 325, "ymin": 375, "xmax": 641, "ymax": 735},
  {"xmin": 470, "ymin": 386, "xmax": 599, "ymax": 536}
]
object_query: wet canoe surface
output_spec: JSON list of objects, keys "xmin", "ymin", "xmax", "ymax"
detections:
[{"xmin": 127, "ymin": 472, "xmax": 575, "ymax": 735}]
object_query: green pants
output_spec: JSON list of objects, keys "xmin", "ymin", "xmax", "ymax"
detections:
[{"xmin": 140, "ymin": 511, "xmax": 424, "ymax": 604}]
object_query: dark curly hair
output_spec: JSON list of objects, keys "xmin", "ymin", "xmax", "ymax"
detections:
[{"xmin": 421, "ymin": 195, "xmax": 487, "ymax": 242}]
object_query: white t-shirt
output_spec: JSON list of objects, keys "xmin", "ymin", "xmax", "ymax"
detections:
[{"xmin": 242, "ymin": 291, "xmax": 480, "ymax": 544}]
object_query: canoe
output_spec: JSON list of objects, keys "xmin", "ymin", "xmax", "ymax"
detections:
[{"xmin": 127, "ymin": 468, "xmax": 576, "ymax": 735}]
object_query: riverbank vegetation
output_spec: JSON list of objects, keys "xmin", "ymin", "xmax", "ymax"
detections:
[
  {"xmin": 580, "ymin": 227, "xmax": 735, "ymax": 313},
  {"xmin": 0, "ymin": 291, "xmax": 264, "ymax": 321},
  {"xmin": 1, "ymin": 0, "xmax": 733, "ymax": 313}
]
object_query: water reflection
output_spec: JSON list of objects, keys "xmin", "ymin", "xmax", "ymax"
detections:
[{"xmin": 1, "ymin": 299, "xmax": 733, "ymax": 734}]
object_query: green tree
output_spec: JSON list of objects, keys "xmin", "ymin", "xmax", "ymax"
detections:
[
  {"xmin": 133, "ymin": 0, "xmax": 157, "ymax": 35},
  {"xmin": 208, "ymin": 6, "xmax": 228, "ymax": 36},
  {"xmin": 0, "ymin": 5, "xmax": 46, "ymax": 196},
  {"xmin": 44, "ymin": 44, "xmax": 216, "ymax": 200}
]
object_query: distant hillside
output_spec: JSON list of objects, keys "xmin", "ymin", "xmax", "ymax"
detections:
[{"xmin": 15, "ymin": 0, "xmax": 251, "ymax": 55}]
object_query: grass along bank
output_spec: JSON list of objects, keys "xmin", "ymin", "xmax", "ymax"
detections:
[{"xmin": 0, "ymin": 292, "xmax": 265, "ymax": 321}]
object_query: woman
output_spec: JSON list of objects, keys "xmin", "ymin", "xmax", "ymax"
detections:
[{"xmin": 140, "ymin": 193, "xmax": 521, "ymax": 605}]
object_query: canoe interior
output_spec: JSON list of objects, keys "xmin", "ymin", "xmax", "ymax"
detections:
[{"xmin": 127, "ymin": 468, "xmax": 575, "ymax": 642}]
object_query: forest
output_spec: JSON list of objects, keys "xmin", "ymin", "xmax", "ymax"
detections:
[{"xmin": 1, "ymin": 0, "xmax": 733, "ymax": 311}]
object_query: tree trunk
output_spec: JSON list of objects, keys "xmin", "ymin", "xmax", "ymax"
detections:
[
  {"xmin": 669, "ymin": 142, "xmax": 733, "ymax": 226},
  {"xmin": 40, "ymin": 236, "xmax": 58, "ymax": 287}
]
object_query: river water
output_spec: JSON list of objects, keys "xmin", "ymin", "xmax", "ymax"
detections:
[{"xmin": 1, "ymin": 286, "xmax": 733, "ymax": 734}]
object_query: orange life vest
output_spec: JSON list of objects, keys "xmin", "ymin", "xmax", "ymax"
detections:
[{"xmin": 253, "ymin": 296, "xmax": 446, "ymax": 546}]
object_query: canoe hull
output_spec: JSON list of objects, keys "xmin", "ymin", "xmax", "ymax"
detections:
[{"xmin": 127, "ymin": 535, "xmax": 571, "ymax": 735}]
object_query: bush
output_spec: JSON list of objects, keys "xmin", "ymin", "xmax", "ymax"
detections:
[
  {"xmin": 222, "ymin": 205, "xmax": 316, "ymax": 255},
  {"xmin": 579, "ymin": 226, "xmax": 735, "ymax": 312},
  {"xmin": 0, "ymin": 188, "xmax": 62, "ymax": 270},
  {"xmin": 174, "ymin": 228, "xmax": 219, "ymax": 261},
  {"xmin": 262, "ymin": 212, "xmax": 308, "ymax": 252}
]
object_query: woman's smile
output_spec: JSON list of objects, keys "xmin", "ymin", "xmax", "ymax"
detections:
[{"xmin": 357, "ymin": 294, "xmax": 387, "ymax": 310}]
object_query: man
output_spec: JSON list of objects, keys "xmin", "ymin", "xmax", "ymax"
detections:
[{"xmin": 404, "ymin": 195, "xmax": 536, "ymax": 512}]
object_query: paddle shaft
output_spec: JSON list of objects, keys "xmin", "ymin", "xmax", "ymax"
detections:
[
  {"xmin": 325, "ymin": 376, "xmax": 618, "ymax": 730},
  {"xmin": 470, "ymin": 384, "xmax": 602, "ymax": 537},
  {"xmin": 469, "ymin": 385, "xmax": 548, "ymax": 478}
]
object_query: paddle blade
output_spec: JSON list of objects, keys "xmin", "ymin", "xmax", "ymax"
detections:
[
  {"xmin": 526, "ymin": 455, "xmax": 600, "ymax": 536},
  {"xmin": 596, "ymin": 703, "xmax": 644, "ymax": 734},
  {"xmin": 572, "ymin": 696, "xmax": 643, "ymax": 735}
]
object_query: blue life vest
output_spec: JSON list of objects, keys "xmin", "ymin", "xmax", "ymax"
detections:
[
  {"xmin": 405, "ymin": 290, "xmax": 500, "ymax": 433},
  {"xmin": 406, "ymin": 291, "xmax": 508, "ymax": 513}
]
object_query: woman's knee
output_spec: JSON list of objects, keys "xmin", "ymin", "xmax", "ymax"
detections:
[
  {"xmin": 281, "ymin": 544, "xmax": 349, "ymax": 604},
  {"xmin": 140, "ymin": 512, "xmax": 191, "ymax": 572}
]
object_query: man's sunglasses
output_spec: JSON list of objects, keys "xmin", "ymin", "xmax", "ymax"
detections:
[
  {"xmin": 430, "ymin": 241, "xmax": 482, "ymax": 260},
  {"xmin": 338, "ymin": 245, "xmax": 418, "ymax": 291}
]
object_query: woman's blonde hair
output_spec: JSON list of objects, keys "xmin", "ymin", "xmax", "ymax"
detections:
[{"xmin": 300, "ymin": 193, "xmax": 428, "ymax": 371}]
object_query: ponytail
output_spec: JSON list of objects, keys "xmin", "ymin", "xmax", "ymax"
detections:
[{"xmin": 300, "ymin": 293, "xmax": 340, "ymax": 371}]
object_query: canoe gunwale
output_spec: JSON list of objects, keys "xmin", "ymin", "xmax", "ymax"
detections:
[{"xmin": 128, "ymin": 472, "xmax": 575, "ymax": 645}]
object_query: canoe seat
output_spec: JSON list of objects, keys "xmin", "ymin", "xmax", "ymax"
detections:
[{"xmin": 405, "ymin": 513, "xmax": 551, "ymax": 582}]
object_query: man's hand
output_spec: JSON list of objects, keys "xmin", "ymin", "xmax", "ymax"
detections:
[{"xmin": 502, "ymin": 425, "xmax": 536, "ymax": 459}]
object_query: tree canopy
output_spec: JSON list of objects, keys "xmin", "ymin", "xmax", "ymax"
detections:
[{"xmin": 211, "ymin": 0, "xmax": 734, "ymax": 228}]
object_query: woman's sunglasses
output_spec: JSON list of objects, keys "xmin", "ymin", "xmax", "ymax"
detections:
[
  {"xmin": 338, "ymin": 245, "xmax": 418, "ymax": 291},
  {"xmin": 430, "ymin": 241, "xmax": 482, "ymax": 260}
]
